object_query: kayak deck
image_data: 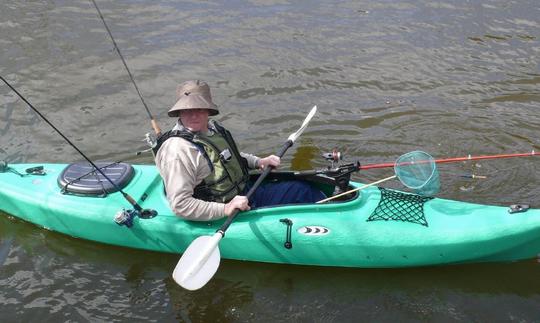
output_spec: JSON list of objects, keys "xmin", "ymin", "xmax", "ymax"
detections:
[{"xmin": 1, "ymin": 163, "xmax": 540, "ymax": 268}]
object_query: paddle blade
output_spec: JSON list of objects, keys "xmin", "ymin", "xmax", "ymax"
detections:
[
  {"xmin": 172, "ymin": 233, "xmax": 222, "ymax": 290},
  {"xmin": 288, "ymin": 105, "xmax": 317, "ymax": 143}
]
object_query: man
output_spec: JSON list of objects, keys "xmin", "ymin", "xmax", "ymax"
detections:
[{"xmin": 155, "ymin": 80, "xmax": 325, "ymax": 221}]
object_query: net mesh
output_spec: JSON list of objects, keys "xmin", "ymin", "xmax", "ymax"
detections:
[
  {"xmin": 367, "ymin": 188, "xmax": 433, "ymax": 226},
  {"xmin": 394, "ymin": 151, "xmax": 440, "ymax": 196}
]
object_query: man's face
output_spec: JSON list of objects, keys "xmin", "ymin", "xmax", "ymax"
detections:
[{"xmin": 179, "ymin": 109, "xmax": 210, "ymax": 132}]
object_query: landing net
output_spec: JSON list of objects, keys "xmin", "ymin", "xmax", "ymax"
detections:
[{"xmin": 394, "ymin": 151, "xmax": 440, "ymax": 196}]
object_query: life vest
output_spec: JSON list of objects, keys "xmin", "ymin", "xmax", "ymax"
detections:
[{"xmin": 154, "ymin": 120, "xmax": 250, "ymax": 203}]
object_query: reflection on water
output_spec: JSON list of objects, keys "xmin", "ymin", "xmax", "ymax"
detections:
[
  {"xmin": 1, "ymin": 0, "xmax": 540, "ymax": 321},
  {"xmin": 1, "ymin": 214, "xmax": 539, "ymax": 322}
]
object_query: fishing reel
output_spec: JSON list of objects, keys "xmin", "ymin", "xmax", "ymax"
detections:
[
  {"xmin": 321, "ymin": 150, "xmax": 360, "ymax": 194},
  {"xmin": 136, "ymin": 133, "xmax": 158, "ymax": 156},
  {"xmin": 115, "ymin": 207, "xmax": 158, "ymax": 228},
  {"xmin": 144, "ymin": 132, "xmax": 157, "ymax": 148},
  {"xmin": 322, "ymin": 149, "xmax": 342, "ymax": 168}
]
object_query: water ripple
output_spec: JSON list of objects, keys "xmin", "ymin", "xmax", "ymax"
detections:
[{"xmin": 2, "ymin": 0, "xmax": 540, "ymax": 321}]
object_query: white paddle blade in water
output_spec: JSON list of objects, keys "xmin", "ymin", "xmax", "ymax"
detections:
[
  {"xmin": 172, "ymin": 233, "xmax": 222, "ymax": 290},
  {"xmin": 288, "ymin": 105, "xmax": 317, "ymax": 143}
]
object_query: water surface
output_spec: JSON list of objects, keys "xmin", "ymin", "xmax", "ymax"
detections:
[{"xmin": 1, "ymin": 0, "xmax": 540, "ymax": 321}]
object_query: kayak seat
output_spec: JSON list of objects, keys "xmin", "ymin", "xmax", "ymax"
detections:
[{"xmin": 58, "ymin": 162, "xmax": 134, "ymax": 196}]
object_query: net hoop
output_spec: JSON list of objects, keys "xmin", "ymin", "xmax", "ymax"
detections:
[{"xmin": 394, "ymin": 151, "xmax": 440, "ymax": 196}]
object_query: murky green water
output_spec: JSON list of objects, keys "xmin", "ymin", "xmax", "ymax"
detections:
[{"xmin": 1, "ymin": 0, "xmax": 540, "ymax": 321}]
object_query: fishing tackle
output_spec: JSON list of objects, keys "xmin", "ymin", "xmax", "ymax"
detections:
[
  {"xmin": 114, "ymin": 207, "xmax": 157, "ymax": 228},
  {"xmin": 135, "ymin": 133, "xmax": 158, "ymax": 156},
  {"xmin": 322, "ymin": 149, "xmax": 342, "ymax": 162},
  {"xmin": 0, "ymin": 160, "xmax": 45, "ymax": 176},
  {"xmin": 322, "ymin": 149, "xmax": 342, "ymax": 168},
  {"xmin": 361, "ymin": 150, "xmax": 540, "ymax": 170},
  {"xmin": 25, "ymin": 166, "xmax": 45, "ymax": 175},
  {"xmin": 114, "ymin": 208, "xmax": 136, "ymax": 227},
  {"xmin": 460, "ymin": 174, "xmax": 487, "ymax": 179},
  {"xmin": 0, "ymin": 76, "xmax": 155, "ymax": 216},
  {"xmin": 509, "ymin": 204, "xmax": 530, "ymax": 214}
]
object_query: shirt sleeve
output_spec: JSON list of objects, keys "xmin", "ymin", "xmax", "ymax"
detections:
[
  {"xmin": 240, "ymin": 152, "xmax": 260, "ymax": 169},
  {"xmin": 155, "ymin": 138, "xmax": 227, "ymax": 221}
]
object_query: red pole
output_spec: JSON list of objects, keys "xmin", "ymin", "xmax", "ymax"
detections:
[{"xmin": 359, "ymin": 150, "xmax": 540, "ymax": 170}]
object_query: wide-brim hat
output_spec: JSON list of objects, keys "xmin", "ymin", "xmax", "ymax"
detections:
[{"xmin": 168, "ymin": 80, "xmax": 219, "ymax": 117}]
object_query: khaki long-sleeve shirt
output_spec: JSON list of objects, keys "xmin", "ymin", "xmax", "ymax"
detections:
[{"xmin": 155, "ymin": 124, "xmax": 259, "ymax": 221}]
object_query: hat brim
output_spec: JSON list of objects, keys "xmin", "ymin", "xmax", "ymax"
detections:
[{"xmin": 168, "ymin": 94, "xmax": 219, "ymax": 117}]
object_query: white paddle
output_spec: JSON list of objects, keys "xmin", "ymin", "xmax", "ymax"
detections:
[{"xmin": 173, "ymin": 105, "xmax": 318, "ymax": 290}]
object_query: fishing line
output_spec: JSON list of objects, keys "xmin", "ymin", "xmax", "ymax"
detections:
[
  {"xmin": 0, "ymin": 75, "xmax": 153, "ymax": 214},
  {"xmin": 89, "ymin": 0, "xmax": 161, "ymax": 135}
]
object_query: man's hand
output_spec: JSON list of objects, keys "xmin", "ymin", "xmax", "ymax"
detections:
[
  {"xmin": 224, "ymin": 195, "xmax": 250, "ymax": 216},
  {"xmin": 258, "ymin": 155, "xmax": 280, "ymax": 170}
]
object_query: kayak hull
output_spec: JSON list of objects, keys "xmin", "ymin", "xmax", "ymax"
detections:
[{"xmin": 1, "ymin": 163, "xmax": 540, "ymax": 268}]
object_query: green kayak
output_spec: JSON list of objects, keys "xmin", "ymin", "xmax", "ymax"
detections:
[{"xmin": 1, "ymin": 161, "xmax": 540, "ymax": 268}]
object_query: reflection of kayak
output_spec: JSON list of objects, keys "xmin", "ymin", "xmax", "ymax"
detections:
[{"xmin": 1, "ymin": 162, "xmax": 540, "ymax": 268}]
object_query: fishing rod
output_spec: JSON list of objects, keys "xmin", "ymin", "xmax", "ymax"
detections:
[
  {"xmin": 359, "ymin": 150, "xmax": 540, "ymax": 170},
  {"xmin": 307, "ymin": 149, "xmax": 535, "ymax": 184},
  {"xmin": 0, "ymin": 76, "xmax": 155, "ymax": 216},
  {"xmin": 89, "ymin": 0, "xmax": 162, "ymax": 136}
]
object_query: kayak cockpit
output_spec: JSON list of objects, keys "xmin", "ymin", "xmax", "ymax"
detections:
[{"xmin": 260, "ymin": 170, "xmax": 359, "ymax": 203}]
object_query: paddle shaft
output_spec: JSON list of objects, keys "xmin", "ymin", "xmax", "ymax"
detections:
[
  {"xmin": 0, "ymin": 75, "xmax": 144, "ymax": 212},
  {"xmin": 217, "ymin": 140, "xmax": 293, "ymax": 234},
  {"xmin": 360, "ymin": 151, "xmax": 540, "ymax": 170}
]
